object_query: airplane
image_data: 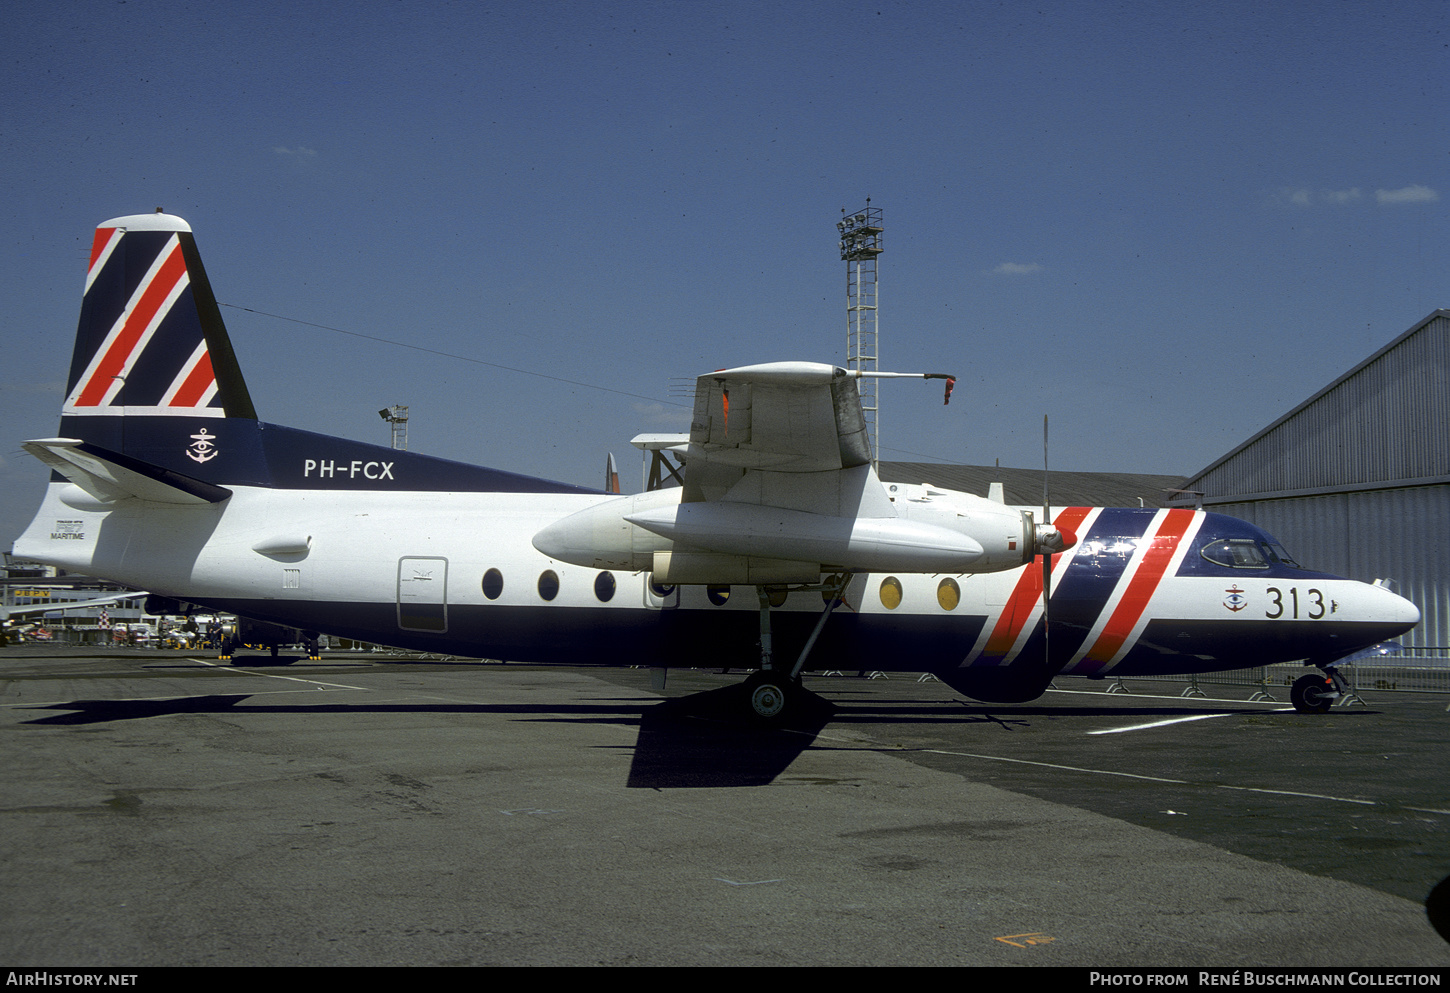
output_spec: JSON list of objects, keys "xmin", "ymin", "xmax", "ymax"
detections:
[
  {"xmin": 0, "ymin": 590, "xmax": 141, "ymax": 624},
  {"xmin": 0, "ymin": 589, "xmax": 145, "ymax": 646},
  {"xmin": 12, "ymin": 212, "xmax": 1421, "ymax": 719}
]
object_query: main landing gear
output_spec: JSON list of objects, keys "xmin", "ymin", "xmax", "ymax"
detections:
[
  {"xmin": 1290, "ymin": 667, "xmax": 1346, "ymax": 714},
  {"xmin": 745, "ymin": 575, "xmax": 852, "ymax": 722},
  {"xmin": 745, "ymin": 669, "xmax": 794, "ymax": 721}
]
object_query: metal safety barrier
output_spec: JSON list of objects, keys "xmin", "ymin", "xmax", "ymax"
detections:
[{"xmin": 1075, "ymin": 648, "xmax": 1450, "ymax": 704}]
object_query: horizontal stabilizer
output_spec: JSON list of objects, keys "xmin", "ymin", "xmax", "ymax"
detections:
[{"xmin": 23, "ymin": 438, "xmax": 232, "ymax": 505}]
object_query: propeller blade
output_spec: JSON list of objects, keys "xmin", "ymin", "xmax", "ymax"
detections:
[{"xmin": 1042, "ymin": 414, "xmax": 1050, "ymax": 668}]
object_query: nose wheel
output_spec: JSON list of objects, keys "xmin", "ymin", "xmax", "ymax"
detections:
[{"xmin": 1290, "ymin": 672, "xmax": 1337, "ymax": 714}]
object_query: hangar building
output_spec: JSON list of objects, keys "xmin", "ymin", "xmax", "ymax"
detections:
[{"xmin": 1169, "ymin": 309, "xmax": 1449, "ymax": 652}]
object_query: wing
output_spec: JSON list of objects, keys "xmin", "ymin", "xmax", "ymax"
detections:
[
  {"xmin": 540, "ymin": 360, "xmax": 1028, "ymax": 583},
  {"xmin": 688, "ymin": 361, "xmax": 871, "ymax": 473},
  {"xmin": 627, "ymin": 363, "xmax": 988, "ymax": 581},
  {"xmin": 667, "ymin": 361, "xmax": 887, "ymax": 516}
]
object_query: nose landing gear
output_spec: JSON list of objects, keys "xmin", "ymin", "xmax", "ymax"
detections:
[{"xmin": 1290, "ymin": 668, "xmax": 1345, "ymax": 714}]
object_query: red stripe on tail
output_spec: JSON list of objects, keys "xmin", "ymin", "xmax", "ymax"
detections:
[
  {"xmin": 169, "ymin": 351, "xmax": 215, "ymax": 407},
  {"xmin": 74, "ymin": 241, "xmax": 188, "ymax": 407}
]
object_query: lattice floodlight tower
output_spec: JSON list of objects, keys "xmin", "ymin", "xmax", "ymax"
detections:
[
  {"xmin": 378, "ymin": 404, "xmax": 409, "ymax": 451},
  {"xmin": 838, "ymin": 202, "xmax": 883, "ymax": 464}
]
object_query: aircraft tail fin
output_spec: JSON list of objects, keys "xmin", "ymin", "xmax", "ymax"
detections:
[
  {"xmin": 29, "ymin": 212, "xmax": 597, "ymax": 497},
  {"xmin": 62, "ymin": 211, "xmax": 255, "ymax": 426}
]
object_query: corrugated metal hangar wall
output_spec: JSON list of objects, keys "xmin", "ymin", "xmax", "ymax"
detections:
[{"xmin": 1172, "ymin": 310, "xmax": 1450, "ymax": 651}]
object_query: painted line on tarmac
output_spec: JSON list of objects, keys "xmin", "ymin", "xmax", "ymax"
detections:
[
  {"xmin": 922, "ymin": 748, "xmax": 1190, "ymax": 785},
  {"xmin": 193, "ymin": 658, "xmax": 370, "ymax": 691},
  {"xmin": 920, "ymin": 747, "xmax": 1391, "ymax": 807},
  {"xmin": 1214, "ymin": 784, "xmax": 1375, "ymax": 805},
  {"xmin": 1087, "ymin": 713, "xmax": 1237, "ymax": 734}
]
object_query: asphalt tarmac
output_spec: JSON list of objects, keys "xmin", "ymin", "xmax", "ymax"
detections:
[{"xmin": 2, "ymin": 645, "xmax": 1447, "ymax": 968}]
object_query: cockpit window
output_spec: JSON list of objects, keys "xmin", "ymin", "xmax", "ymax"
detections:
[
  {"xmin": 1200, "ymin": 538, "xmax": 1270, "ymax": 569},
  {"xmin": 1263, "ymin": 542, "xmax": 1301, "ymax": 568}
]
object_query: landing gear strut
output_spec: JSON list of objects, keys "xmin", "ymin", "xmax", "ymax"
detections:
[{"xmin": 745, "ymin": 574, "xmax": 853, "ymax": 722}]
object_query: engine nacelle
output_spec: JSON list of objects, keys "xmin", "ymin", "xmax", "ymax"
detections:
[
  {"xmin": 531, "ymin": 485, "xmax": 1048, "ymax": 581},
  {"xmin": 531, "ymin": 490, "xmax": 678, "ymax": 571}
]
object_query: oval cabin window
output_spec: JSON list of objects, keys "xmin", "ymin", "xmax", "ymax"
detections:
[
  {"xmin": 594, "ymin": 571, "xmax": 616, "ymax": 602},
  {"xmin": 879, "ymin": 576, "xmax": 903, "ymax": 610},
  {"xmin": 937, "ymin": 578, "xmax": 960, "ymax": 611},
  {"xmin": 481, "ymin": 568, "xmax": 504, "ymax": 600}
]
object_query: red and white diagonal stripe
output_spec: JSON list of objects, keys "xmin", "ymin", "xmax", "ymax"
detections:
[
  {"xmin": 65, "ymin": 233, "xmax": 200, "ymax": 413},
  {"xmin": 1067, "ymin": 508, "xmax": 1200, "ymax": 675}
]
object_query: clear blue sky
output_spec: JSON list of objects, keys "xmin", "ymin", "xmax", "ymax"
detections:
[{"xmin": 3, "ymin": 0, "xmax": 1446, "ymax": 547}]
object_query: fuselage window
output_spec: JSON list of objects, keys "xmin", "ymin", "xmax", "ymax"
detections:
[
  {"xmin": 937, "ymin": 577, "xmax": 960, "ymax": 611},
  {"xmin": 538, "ymin": 569, "xmax": 560, "ymax": 601},
  {"xmin": 880, "ymin": 576, "xmax": 903, "ymax": 610},
  {"xmin": 594, "ymin": 571, "xmax": 616, "ymax": 602},
  {"xmin": 1200, "ymin": 538, "xmax": 1269, "ymax": 569},
  {"xmin": 649, "ymin": 580, "xmax": 675, "ymax": 599},
  {"xmin": 707, "ymin": 585, "xmax": 731, "ymax": 606},
  {"xmin": 766, "ymin": 587, "xmax": 788, "ymax": 608},
  {"xmin": 481, "ymin": 568, "xmax": 504, "ymax": 600}
]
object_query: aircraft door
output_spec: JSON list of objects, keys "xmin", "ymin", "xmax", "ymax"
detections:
[{"xmin": 397, "ymin": 556, "xmax": 448, "ymax": 632}]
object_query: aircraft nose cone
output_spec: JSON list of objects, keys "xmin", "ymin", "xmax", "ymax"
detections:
[
  {"xmin": 1370, "ymin": 582, "xmax": 1421, "ymax": 635},
  {"xmin": 1392, "ymin": 589, "xmax": 1422, "ymax": 631}
]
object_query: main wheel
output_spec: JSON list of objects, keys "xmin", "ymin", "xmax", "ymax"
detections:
[
  {"xmin": 1290, "ymin": 673, "xmax": 1335, "ymax": 714},
  {"xmin": 745, "ymin": 671, "xmax": 792, "ymax": 721}
]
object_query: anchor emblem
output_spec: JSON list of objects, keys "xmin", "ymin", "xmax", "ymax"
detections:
[{"xmin": 187, "ymin": 428, "xmax": 219, "ymax": 464}]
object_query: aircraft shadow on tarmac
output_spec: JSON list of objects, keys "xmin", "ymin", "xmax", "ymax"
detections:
[
  {"xmin": 13, "ymin": 682, "xmax": 839, "ymax": 790},
  {"xmin": 15, "ymin": 677, "xmax": 1372, "ymax": 791},
  {"xmin": 625, "ymin": 683, "xmax": 838, "ymax": 788},
  {"xmin": 1425, "ymin": 874, "xmax": 1450, "ymax": 944}
]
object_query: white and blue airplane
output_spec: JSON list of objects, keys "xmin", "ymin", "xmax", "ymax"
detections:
[{"xmin": 14, "ymin": 213, "xmax": 1421, "ymax": 718}]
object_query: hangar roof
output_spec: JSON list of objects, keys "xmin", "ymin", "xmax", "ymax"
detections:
[{"xmin": 1179, "ymin": 309, "xmax": 1450, "ymax": 501}]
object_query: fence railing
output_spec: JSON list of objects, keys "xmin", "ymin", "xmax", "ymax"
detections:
[{"xmin": 1074, "ymin": 651, "xmax": 1450, "ymax": 702}]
